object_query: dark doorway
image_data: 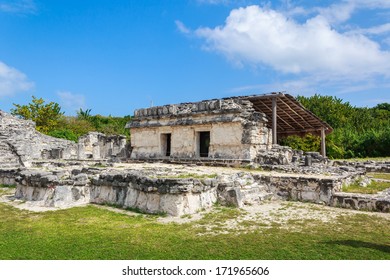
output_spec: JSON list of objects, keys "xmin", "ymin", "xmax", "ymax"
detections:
[
  {"xmin": 165, "ymin": 133, "xmax": 171, "ymax": 156},
  {"xmin": 199, "ymin": 131, "xmax": 210, "ymax": 157}
]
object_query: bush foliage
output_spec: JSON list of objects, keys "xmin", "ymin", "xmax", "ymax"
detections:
[
  {"xmin": 10, "ymin": 96, "xmax": 64, "ymax": 133},
  {"xmin": 280, "ymin": 94, "xmax": 390, "ymax": 159},
  {"xmin": 11, "ymin": 96, "xmax": 131, "ymax": 142}
]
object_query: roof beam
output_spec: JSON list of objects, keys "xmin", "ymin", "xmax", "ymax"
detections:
[
  {"xmin": 253, "ymin": 100, "xmax": 295, "ymax": 130},
  {"xmin": 277, "ymin": 97, "xmax": 314, "ymax": 128}
]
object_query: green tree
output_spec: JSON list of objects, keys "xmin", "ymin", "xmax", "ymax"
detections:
[
  {"xmin": 292, "ymin": 94, "xmax": 390, "ymax": 159},
  {"xmin": 77, "ymin": 108, "xmax": 92, "ymax": 120},
  {"xmin": 297, "ymin": 94, "xmax": 355, "ymax": 129},
  {"xmin": 11, "ymin": 96, "xmax": 64, "ymax": 133},
  {"xmin": 374, "ymin": 103, "xmax": 390, "ymax": 111}
]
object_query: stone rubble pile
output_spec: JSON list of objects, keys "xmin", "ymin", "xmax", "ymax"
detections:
[
  {"xmin": 0, "ymin": 110, "xmax": 77, "ymax": 167},
  {"xmin": 0, "ymin": 110, "xmax": 128, "ymax": 168},
  {"xmin": 332, "ymin": 160, "xmax": 390, "ymax": 173}
]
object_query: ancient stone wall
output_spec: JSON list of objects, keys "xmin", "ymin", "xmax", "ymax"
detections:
[
  {"xmin": 0, "ymin": 111, "xmax": 128, "ymax": 167},
  {"xmin": 332, "ymin": 160, "xmax": 390, "ymax": 173},
  {"xmin": 78, "ymin": 132, "xmax": 127, "ymax": 161},
  {"xmin": 8, "ymin": 168, "xmax": 219, "ymax": 215},
  {"xmin": 0, "ymin": 110, "xmax": 78, "ymax": 167},
  {"xmin": 1, "ymin": 162, "xmax": 380, "ymax": 215},
  {"xmin": 127, "ymin": 98, "xmax": 271, "ymax": 161},
  {"xmin": 331, "ymin": 191, "xmax": 390, "ymax": 212}
]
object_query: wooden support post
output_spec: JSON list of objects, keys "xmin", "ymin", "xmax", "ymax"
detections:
[
  {"xmin": 272, "ymin": 97, "xmax": 277, "ymax": 144},
  {"xmin": 320, "ymin": 127, "xmax": 326, "ymax": 157}
]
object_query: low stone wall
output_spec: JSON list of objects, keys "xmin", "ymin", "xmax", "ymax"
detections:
[
  {"xmin": 4, "ymin": 168, "xmax": 219, "ymax": 216},
  {"xmin": 1, "ymin": 163, "xmax": 385, "ymax": 215},
  {"xmin": 332, "ymin": 160, "xmax": 390, "ymax": 173},
  {"xmin": 0, "ymin": 169, "xmax": 18, "ymax": 186},
  {"xmin": 331, "ymin": 191, "xmax": 390, "ymax": 212},
  {"xmin": 89, "ymin": 171, "xmax": 218, "ymax": 215},
  {"xmin": 15, "ymin": 185, "xmax": 91, "ymax": 208}
]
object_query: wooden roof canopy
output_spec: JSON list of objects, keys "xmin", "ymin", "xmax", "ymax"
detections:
[{"xmin": 234, "ymin": 92, "xmax": 333, "ymax": 137}]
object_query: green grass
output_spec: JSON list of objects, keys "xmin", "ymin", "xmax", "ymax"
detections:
[
  {"xmin": 0, "ymin": 184, "xmax": 16, "ymax": 188},
  {"xmin": 157, "ymin": 173, "xmax": 218, "ymax": 179},
  {"xmin": 341, "ymin": 157, "xmax": 390, "ymax": 162},
  {"xmin": 369, "ymin": 173, "xmax": 390, "ymax": 180},
  {"xmin": 0, "ymin": 203, "xmax": 389, "ymax": 260},
  {"xmin": 0, "ymin": 184, "xmax": 16, "ymax": 196},
  {"xmin": 342, "ymin": 180, "xmax": 390, "ymax": 194}
]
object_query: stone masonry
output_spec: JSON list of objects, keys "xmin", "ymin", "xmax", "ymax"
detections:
[
  {"xmin": 2, "ymin": 161, "xmax": 388, "ymax": 216},
  {"xmin": 0, "ymin": 110, "xmax": 128, "ymax": 168},
  {"xmin": 0, "ymin": 110, "xmax": 78, "ymax": 167},
  {"xmin": 127, "ymin": 98, "xmax": 272, "ymax": 161}
]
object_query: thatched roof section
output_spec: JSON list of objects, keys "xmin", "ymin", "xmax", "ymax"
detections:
[{"xmin": 233, "ymin": 92, "xmax": 333, "ymax": 137}]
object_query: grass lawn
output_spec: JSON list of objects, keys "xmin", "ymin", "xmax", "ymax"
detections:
[
  {"xmin": 342, "ymin": 173, "xmax": 390, "ymax": 194},
  {"xmin": 342, "ymin": 180, "xmax": 390, "ymax": 194},
  {"xmin": 369, "ymin": 173, "xmax": 390, "ymax": 181},
  {"xmin": 0, "ymin": 200, "xmax": 389, "ymax": 260},
  {"xmin": 340, "ymin": 157, "xmax": 390, "ymax": 162}
]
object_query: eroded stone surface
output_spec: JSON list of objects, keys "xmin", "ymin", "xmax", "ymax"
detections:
[
  {"xmin": 127, "ymin": 98, "xmax": 272, "ymax": 161},
  {"xmin": 1, "ymin": 161, "xmax": 382, "ymax": 216},
  {"xmin": 0, "ymin": 110, "xmax": 128, "ymax": 168}
]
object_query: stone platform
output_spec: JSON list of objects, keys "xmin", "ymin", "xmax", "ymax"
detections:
[{"xmin": 2, "ymin": 161, "xmax": 383, "ymax": 216}]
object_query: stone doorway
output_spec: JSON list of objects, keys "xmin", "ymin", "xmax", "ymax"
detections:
[
  {"xmin": 161, "ymin": 133, "xmax": 171, "ymax": 157},
  {"xmin": 199, "ymin": 131, "xmax": 210, "ymax": 157}
]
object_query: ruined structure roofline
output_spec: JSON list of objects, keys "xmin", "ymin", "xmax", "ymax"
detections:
[
  {"xmin": 126, "ymin": 92, "xmax": 282, "ymax": 127},
  {"xmin": 131, "ymin": 92, "xmax": 284, "ymax": 116}
]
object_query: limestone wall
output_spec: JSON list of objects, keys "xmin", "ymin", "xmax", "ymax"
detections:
[
  {"xmin": 331, "ymin": 191, "xmax": 390, "ymax": 212},
  {"xmin": 128, "ymin": 98, "xmax": 271, "ymax": 161},
  {"xmin": 332, "ymin": 160, "xmax": 390, "ymax": 173},
  {"xmin": 78, "ymin": 132, "xmax": 127, "ymax": 160},
  {"xmin": 0, "ymin": 110, "xmax": 78, "ymax": 167},
  {"xmin": 0, "ymin": 111, "xmax": 128, "ymax": 166},
  {"xmin": 130, "ymin": 122, "xmax": 267, "ymax": 160},
  {"xmin": 5, "ymin": 168, "xmax": 220, "ymax": 216},
  {"xmin": 1, "ymin": 163, "xmax": 382, "ymax": 215}
]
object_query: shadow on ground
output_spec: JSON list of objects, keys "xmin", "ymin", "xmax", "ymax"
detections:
[{"xmin": 324, "ymin": 240, "xmax": 390, "ymax": 254}]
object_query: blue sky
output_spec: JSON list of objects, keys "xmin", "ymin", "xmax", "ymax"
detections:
[{"xmin": 1, "ymin": 0, "xmax": 390, "ymax": 116}]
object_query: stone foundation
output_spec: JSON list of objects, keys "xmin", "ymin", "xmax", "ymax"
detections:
[
  {"xmin": 331, "ymin": 191, "xmax": 390, "ymax": 212},
  {"xmin": 1, "ymin": 162, "xmax": 383, "ymax": 216},
  {"xmin": 332, "ymin": 160, "xmax": 390, "ymax": 173}
]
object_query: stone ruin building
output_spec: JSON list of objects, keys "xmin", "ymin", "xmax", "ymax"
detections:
[
  {"xmin": 1, "ymin": 93, "xmax": 389, "ymax": 216},
  {"xmin": 126, "ymin": 92, "xmax": 333, "ymax": 165},
  {"xmin": 0, "ymin": 110, "xmax": 127, "ymax": 168}
]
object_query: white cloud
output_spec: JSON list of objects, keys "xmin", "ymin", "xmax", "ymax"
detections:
[
  {"xmin": 0, "ymin": 0, "xmax": 36, "ymax": 14},
  {"xmin": 354, "ymin": 23, "xmax": 390, "ymax": 35},
  {"xmin": 196, "ymin": 0, "xmax": 257, "ymax": 6},
  {"xmin": 196, "ymin": 0, "xmax": 230, "ymax": 5},
  {"xmin": 229, "ymin": 78, "xmax": 318, "ymax": 96},
  {"xmin": 195, "ymin": 5, "xmax": 390, "ymax": 79},
  {"xmin": 175, "ymin": 20, "xmax": 191, "ymax": 34},
  {"xmin": 57, "ymin": 91, "xmax": 85, "ymax": 113},
  {"xmin": 317, "ymin": 2, "xmax": 356, "ymax": 24},
  {"xmin": 349, "ymin": 0, "xmax": 390, "ymax": 9},
  {"xmin": 0, "ymin": 61, "xmax": 34, "ymax": 97},
  {"xmin": 314, "ymin": 0, "xmax": 390, "ymax": 24}
]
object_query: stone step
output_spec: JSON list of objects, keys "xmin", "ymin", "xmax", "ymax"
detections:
[
  {"xmin": 0, "ymin": 139, "xmax": 21, "ymax": 167},
  {"xmin": 0, "ymin": 157, "xmax": 19, "ymax": 162},
  {"xmin": 0, "ymin": 163, "xmax": 20, "ymax": 169},
  {"xmin": 240, "ymin": 185, "xmax": 273, "ymax": 205}
]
